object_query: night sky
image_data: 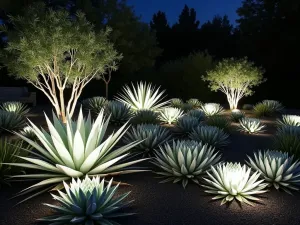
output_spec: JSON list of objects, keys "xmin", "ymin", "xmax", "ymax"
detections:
[{"xmin": 127, "ymin": 0, "xmax": 243, "ymax": 25}]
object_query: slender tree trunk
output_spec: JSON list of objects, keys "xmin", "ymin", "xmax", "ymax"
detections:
[
  {"xmin": 105, "ymin": 82, "xmax": 109, "ymax": 99},
  {"xmin": 59, "ymin": 89, "xmax": 66, "ymax": 123}
]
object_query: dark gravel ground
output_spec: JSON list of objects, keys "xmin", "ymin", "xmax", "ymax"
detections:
[{"xmin": 0, "ymin": 106, "xmax": 300, "ymax": 225}]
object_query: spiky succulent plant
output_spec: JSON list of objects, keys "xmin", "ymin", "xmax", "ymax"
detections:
[
  {"xmin": 170, "ymin": 98, "xmax": 183, "ymax": 108},
  {"xmin": 262, "ymin": 100, "xmax": 284, "ymax": 112},
  {"xmin": 187, "ymin": 109, "xmax": 206, "ymax": 122},
  {"xmin": 238, "ymin": 118, "xmax": 265, "ymax": 134},
  {"xmin": 9, "ymin": 109, "xmax": 147, "ymax": 199},
  {"xmin": 0, "ymin": 110, "xmax": 26, "ymax": 133},
  {"xmin": 201, "ymin": 103, "xmax": 224, "ymax": 117},
  {"xmin": 116, "ymin": 82, "xmax": 169, "ymax": 111},
  {"xmin": 180, "ymin": 103, "xmax": 194, "ymax": 113},
  {"xmin": 123, "ymin": 124, "xmax": 173, "ymax": 154},
  {"xmin": 206, "ymin": 115, "xmax": 231, "ymax": 131},
  {"xmin": 81, "ymin": 96, "xmax": 107, "ymax": 115},
  {"xmin": 0, "ymin": 101, "xmax": 30, "ymax": 116},
  {"xmin": 189, "ymin": 126, "xmax": 229, "ymax": 149},
  {"xmin": 187, "ymin": 98, "xmax": 202, "ymax": 108},
  {"xmin": 277, "ymin": 115, "xmax": 300, "ymax": 127},
  {"xmin": 273, "ymin": 126, "xmax": 300, "ymax": 158},
  {"xmin": 176, "ymin": 116, "xmax": 199, "ymax": 134},
  {"xmin": 247, "ymin": 150, "xmax": 300, "ymax": 194},
  {"xmin": 158, "ymin": 107, "xmax": 184, "ymax": 125},
  {"xmin": 152, "ymin": 140, "xmax": 221, "ymax": 188},
  {"xmin": 130, "ymin": 109, "xmax": 159, "ymax": 125},
  {"xmin": 105, "ymin": 101, "xmax": 133, "ymax": 125},
  {"xmin": 39, "ymin": 176, "xmax": 133, "ymax": 225},
  {"xmin": 231, "ymin": 109, "xmax": 245, "ymax": 122},
  {"xmin": 202, "ymin": 162, "xmax": 268, "ymax": 206}
]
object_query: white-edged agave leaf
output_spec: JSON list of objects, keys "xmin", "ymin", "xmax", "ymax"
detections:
[
  {"xmin": 8, "ymin": 108, "xmax": 147, "ymax": 202},
  {"xmin": 246, "ymin": 150, "xmax": 300, "ymax": 193},
  {"xmin": 238, "ymin": 118, "xmax": 265, "ymax": 134},
  {"xmin": 39, "ymin": 176, "xmax": 133, "ymax": 224},
  {"xmin": 152, "ymin": 140, "xmax": 221, "ymax": 188},
  {"xmin": 202, "ymin": 162, "xmax": 268, "ymax": 206}
]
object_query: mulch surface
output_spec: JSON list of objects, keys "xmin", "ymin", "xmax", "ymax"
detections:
[{"xmin": 0, "ymin": 106, "xmax": 300, "ymax": 225}]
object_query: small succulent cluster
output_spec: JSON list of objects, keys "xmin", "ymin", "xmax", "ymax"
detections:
[
  {"xmin": 189, "ymin": 126, "xmax": 230, "ymax": 149},
  {"xmin": 247, "ymin": 150, "xmax": 300, "ymax": 194},
  {"xmin": 170, "ymin": 98, "xmax": 184, "ymax": 108},
  {"xmin": 187, "ymin": 98, "xmax": 202, "ymax": 108},
  {"xmin": 105, "ymin": 100, "xmax": 133, "ymax": 125},
  {"xmin": 81, "ymin": 96, "xmax": 107, "ymax": 115},
  {"xmin": 238, "ymin": 118, "xmax": 265, "ymax": 134},
  {"xmin": 158, "ymin": 107, "xmax": 184, "ymax": 125},
  {"xmin": 123, "ymin": 124, "xmax": 173, "ymax": 154},
  {"xmin": 201, "ymin": 103, "xmax": 224, "ymax": 117},
  {"xmin": 39, "ymin": 176, "xmax": 133, "ymax": 225},
  {"xmin": 152, "ymin": 140, "xmax": 221, "ymax": 188}
]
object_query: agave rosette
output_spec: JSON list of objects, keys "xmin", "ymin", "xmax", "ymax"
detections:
[
  {"xmin": 123, "ymin": 124, "xmax": 173, "ymax": 154},
  {"xmin": 187, "ymin": 98, "xmax": 202, "ymax": 108},
  {"xmin": 81, "ymin": 96, "xmax": 107, "ymax": 115},
  {"xmin": 238, "ymin": 118, "xmax": 265, "ymax": 134},
  {"xmin": 231, "ymin": 109, "xmax": 245, "ymax": 122},
  {"xmin": 158, "ymin": 107, "xmax": 184, "ymax": 125},
  {"xmin": 247, "ymin": 150, "xmax": 300, "ymax": 194},
  {"xmin": 131, "ymin": 109, "xmax": 159, "ymax": 125},
  {"xmin": 153, "ymin": 140, "xmax": 221, "ymax": 188},
  {"xmin": 201, "ymin": 103, "xmax": 224, "ymax": 117},
  {"xmin": 203, "ymin": 162, "xmax": 268, "ymax": 206},
  {"xmin": 0, "ymin": 101, "xmax": 30, "ymax": 116},
  {"xmin": 262, "ymin": 100, "xmax": 284, "ymax": 112},
  {"xmin": 277, "ymin": 115, "xmax": 300, "ymax": 127},
  {"xmin": 189, "ymin": 126, "xmax": 230, "ymax": 149},
  {"xmin": 116, "ymin": 82, "xmax": 169, "ymax": 111},
  {"xmin": 187, "ymin": 109, "xmax": 206, "ymax": 122},
  {"xmin": 170, "ymin": 98, "xmax": 183, "ymax": 108},
  {"xmin": 39, "ymin": 176, "xmax": 133, "ymax": 225},
  {"xmin": 176, "ymin": 116, "xmax": 199, "ymax": 134},
  {"xmin": 0, "ymin": 110, "xmax": 26, "ymax": 132},
  {"xmin": 9, "ymin": 109, "xmax": 147, "ymax": 197},
  {"xmin": 105, "ymin": 100, "xmax": 133, "ymax": 125}
]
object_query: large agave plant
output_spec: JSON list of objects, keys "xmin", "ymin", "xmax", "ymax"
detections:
[
  {"xmin": 238, "ymin": 118, "xmax": 265, "ymax": 134},
  {"xmin": 0, "ymin": 110, "xmax": 26, "ymax": 133},
  {"xmin": 9, "ymin": 109, "xmax": 147, "ymax": 199},
  {"xmin": 176, "ymin": 116, "xmax": 199, "ymax": 134},
  {"xmin": 130, "ymin": 109, "xmax": 159, "ymax": 125},
  {"xmin": 201, "ymin": 103, "xmax": 224, "ymax": 117},
  {"xmin": 247, "ymin": 150, "xmax": 300, "ymax": 194},
  {"xmin": 273, "ymin": 126, "xmax": 300, "ymax": 158},
  {"xmin": 123, "ymin": 124, "xmax": 173, "ymax": 154},
  {"xmin": 277, "ymin": 115, "xmax": 300, "ymax": 127},
  {"xmin": 187, "ymin": 109, "xmax": 206, "ymax": 122},
  {"xmin": 81, "ymin": 96, "xmax": 107, "ymax": 115},
  {"xmin": 116, "ymin": 82, "xmax": 169, "ymax": 111},
  {"xmin": 170, "ymin": 98, "xmax": 183, "ymax": 108},
  {"xmin": 0, "ymin": 101, "xmax": 30, "ymax": 116},
  {"xmin": 231, "ymin": 109, "xmax": 245, "ymax": 122},
  {"xmin": 152, "ymin": 140, "xmax": 221, "ymax": 188},
  {"xmin": 187, "ymin": 98, "xmax": 202, "ymax": 108},
  {"xmin": 206, "ymin": 115, "xmax": 231, "ymax": 131},
  {"xmin": 203, "ymin": 162, "xmax": 268, "ymax": 206},
  {"xmin": 39, "ymin": 176, "xmax": 133, "ymax": 225},
  {"xmin": 105, "ymin": 101, "xmax": 133, "ymax": 125},
  {"xmin": 158, "ymin": 107, "xmax": 184, "ymax": 125},
  {"xmin": 189, "ymin": 126, "xmax": 230, "ymax": 149}
]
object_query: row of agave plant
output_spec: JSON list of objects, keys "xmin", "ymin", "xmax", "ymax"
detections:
[{"xmin": 0, "ymin": 82, "xmax": 299, "ymax": 225}]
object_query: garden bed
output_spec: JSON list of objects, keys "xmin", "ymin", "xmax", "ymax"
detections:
[{"xmin": 1, "ymin": 106, "xmax": 300, "ymax": 225}]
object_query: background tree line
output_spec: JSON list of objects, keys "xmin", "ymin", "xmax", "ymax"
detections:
[{"xmin": 0, "ymin": 0, "xmax": 299, "ymax": 107}]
